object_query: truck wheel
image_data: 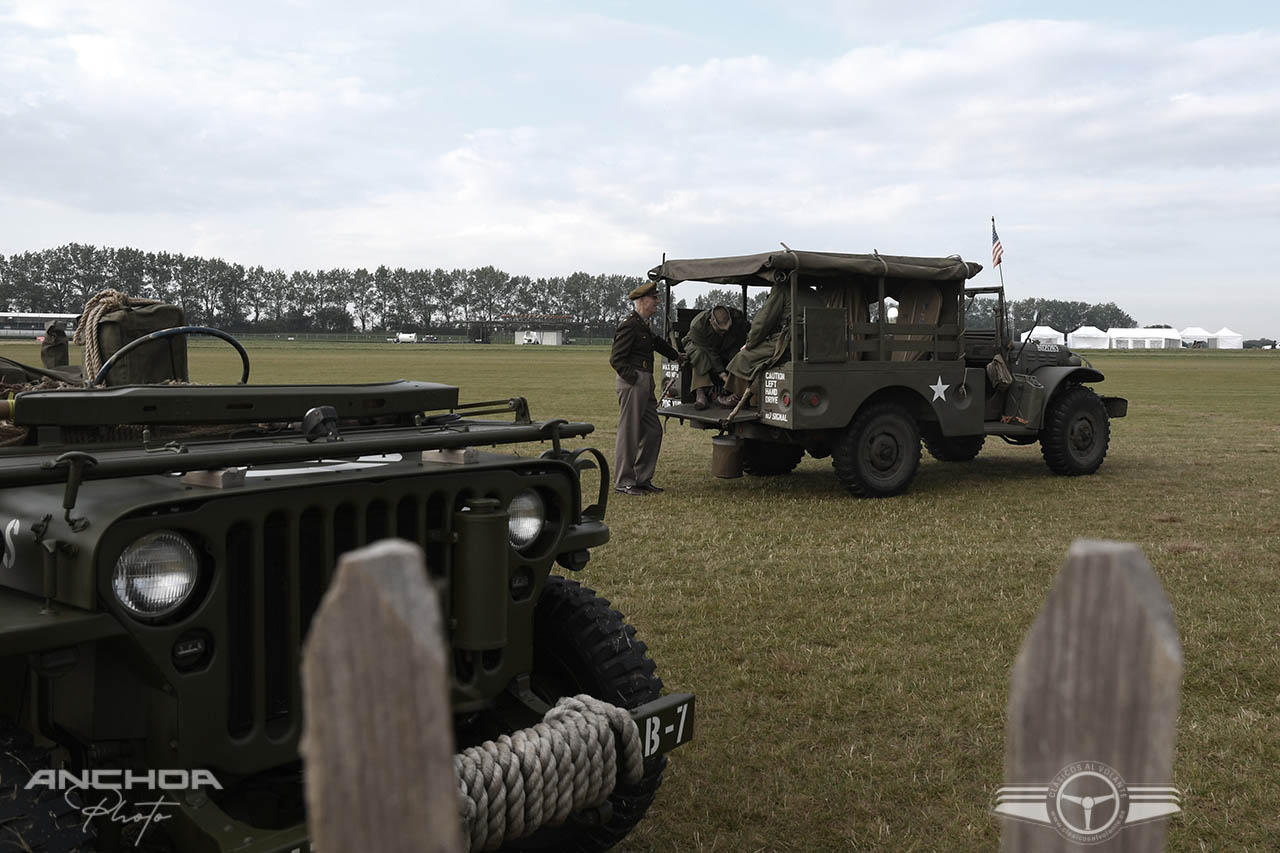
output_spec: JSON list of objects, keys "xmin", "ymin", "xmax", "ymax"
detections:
[
  {"xmin": 0, "ymin": 720, "xmax": 97, "ymax": 852},
  {"xmin": 920, "ymin": 424, "xmax": 985, "ymax": 462},
  {"xmin": 1040, "ymin": 384, "xmax": 1110, "ymax": 475},
  {"xmin": 741, "ymin": 440, "xmax": 804, "ymax": 475},
  {"xmin": 831, "ymin": 402, "xmax": 921, "ymax": 497},
  {"xmin": 520, "ymin": 575, "xmax": 666, "ymax": 852}
]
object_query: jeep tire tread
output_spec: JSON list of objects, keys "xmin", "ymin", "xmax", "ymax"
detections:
[
  {"xmin": 518, "ymin": 575, "xmax": 667, "ymax": 851},
  {"xmin": 1040, "ymin": 384, "xmax": 1110, "ymax": 475},
  {"xmin": 920, "ymin": 424, "xmax": 986, "ymax": 462},
  {"xmin": 831, "ymin": 401, "xmax": 921, "ymax": 497}
]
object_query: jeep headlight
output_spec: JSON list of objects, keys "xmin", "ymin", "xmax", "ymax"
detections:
[
  {"xmin": 507, "ymin": 490, "xmax": 546, "ymax": 550},
  {"xmin": 112, "ymin": 531, "xmax": 200, "ymax": 619}
]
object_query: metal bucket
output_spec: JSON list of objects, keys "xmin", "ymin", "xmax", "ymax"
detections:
[{"xmin": 711, "ymin": 435, "xmax": 743, "ymax": 479}]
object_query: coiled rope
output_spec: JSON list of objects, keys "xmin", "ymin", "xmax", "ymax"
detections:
[
  {"xmin": 73, "ymin": 289, "xmax": 162, "ymax": 382},
  {"xmin": 453, "ymin": 694, "xmax": 644, "ymax": 851}
]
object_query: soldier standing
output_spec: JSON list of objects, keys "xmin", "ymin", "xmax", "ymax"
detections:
[{"xmin": 610, "ymin": 281, "xmax": 681, "ymax": 495}]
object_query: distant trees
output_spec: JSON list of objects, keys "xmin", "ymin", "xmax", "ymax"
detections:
[
  {"xmin": 1006, "ymin": 298, "xmax": 1136, "ymax": 336},
  {"xmin": 1081, "ymin": 302, "xmax": 1137, "ymax": 331},
  {"xmin": 0, "ymin": 244, "xmax": 1152, "ymax": 338},
  {"xmin": 691, "ymin": 287, "xmax": 769, "ymax": 314},
  {"xmin": 0, "ymin": 245, "xmax": 649, "ymax": 333},
  {"xmin": 963, "ymin": 296, "xmax": 1137, "ymax": 337}
]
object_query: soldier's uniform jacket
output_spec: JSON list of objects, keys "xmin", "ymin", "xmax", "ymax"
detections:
[
  {"xmin": 728, "ymin": 283, "xmax": 825, "ymax": 380},
  {"xmin": 610, "ymin": 311, "xmax": 679, "ymax": 384},
  {"xmin": 686, "ymin": 307, "xmax": 747, "ymax": 378}
]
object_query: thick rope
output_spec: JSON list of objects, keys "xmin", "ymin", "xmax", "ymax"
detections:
[
  {"xmin": 72, "ymin": 288, "xmax": 162, "ymax": 381},
  {"xmin": 454, "ymin": 694, "xmax": 644, "ymax": 851}
]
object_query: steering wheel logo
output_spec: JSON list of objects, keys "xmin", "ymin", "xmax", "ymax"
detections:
[{"xmin": 1047, "ymin": 763, "xmax": 1127, "ymax": 844}]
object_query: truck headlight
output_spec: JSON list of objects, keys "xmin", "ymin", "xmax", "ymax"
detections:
[
  {"xmin": 507, "ymin": 490, "xmax": 546, "ymax": 550},
  {"xmin": 112, "ymin": 531, "xmax": 200, "ymax": 619}
]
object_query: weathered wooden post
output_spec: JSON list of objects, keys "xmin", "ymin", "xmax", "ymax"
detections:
[
  {"xmin": 301, "ymin": 539, "xmax": 463, "ymax": 853},
  {"xmin": 998, "ymin": 540, "xmax": 1182, "ymax": 851}
]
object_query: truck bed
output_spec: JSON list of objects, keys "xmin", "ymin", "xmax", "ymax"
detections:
[{"xmin": 658, "ymin": 401, "xmax": 761, "ymax": 428}]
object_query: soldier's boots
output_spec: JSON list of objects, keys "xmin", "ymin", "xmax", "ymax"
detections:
[{"xmin": 694, "ymin": 387, "xmax": 710, "ymax": 410}]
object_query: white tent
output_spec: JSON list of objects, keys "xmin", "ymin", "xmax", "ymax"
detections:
[
  {"xmin": 1179, "ymin": 326, "xmax": 1212, "ymax": 346},
  {"xmin": 514, "ymin": 329, "xmax": 564, "ymax": 345},
  {"xmin": 1067, "ymin": 325, "xmax": 1110, "ymax": 349},
  {"xmin": 1209, "ymin": 327, "xmax": 1243, "ymax": 349},
  {"xmin": 1019, "ymin": 325, "xmax": 1065, "ymax": 345},
  {"xmin": 1108, "ymin": 328, "xmax": 1183, "ymax": 350}
]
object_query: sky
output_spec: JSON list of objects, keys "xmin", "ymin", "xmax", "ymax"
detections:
[{"xmin": 1, "ymin": 1, "xmax": 1278, "ymax": 336}]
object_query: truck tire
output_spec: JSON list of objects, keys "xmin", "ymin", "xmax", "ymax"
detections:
[
  {"xmin": 831, "ymin": 402, "xmax": 921, "ymax": 497},
  {"xmin": 741, "ymin": 440, "xmax": 804, "ymax": 475},
  {"xmin": 1040, "ymin": 384, "xmax": 1110, "ymax": 475},
  {"xmin": 0, "ymin": 720, "xmax": 96, "ymax": 852},
  {"xmin": 519, "ymin": 575, "xmax": 666, "ymax": 852},
  {"xmin": 920, "ymin": 424, "xmax": 985, "ymax": 462}
]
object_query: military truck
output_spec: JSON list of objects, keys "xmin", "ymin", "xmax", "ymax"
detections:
[
  {"xmin": 653, "ymin": 249, "xmax": 1127, "ymax": 497},
  {"xmin": 0, "ymin": 332, "xmax": 693, "ymax": 851}
]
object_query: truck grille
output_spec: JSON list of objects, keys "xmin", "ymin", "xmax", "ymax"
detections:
[
  {"xmin": 98, "ymin": 454, "xmax": 577, "ymax": 777},
  {"xmin": 220, "ymin": 486, "xmax": 457, "ymax": 744}
]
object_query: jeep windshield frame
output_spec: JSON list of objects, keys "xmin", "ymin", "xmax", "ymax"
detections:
[{"xmin": 0, "ymin": 380, "xmax": 593, "ymax": 487}]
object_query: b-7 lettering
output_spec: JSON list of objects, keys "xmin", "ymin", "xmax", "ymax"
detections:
[{"xmin": 644, "ymin": 716, "xmax": 661, "ymax": 757}]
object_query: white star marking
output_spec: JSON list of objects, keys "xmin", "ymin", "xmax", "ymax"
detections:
[{"xmin": 929, "ymin": 376, "xmax": 950, "ymax": 402}]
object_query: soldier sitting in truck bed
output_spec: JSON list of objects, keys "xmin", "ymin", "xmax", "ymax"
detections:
[
  {"xmin": 684, "ymin": 305, "xmax": 746, "ymax": 409},
  {"xmin": 725, "ymin": 280, "xmax": 824, "ymax": 405}
]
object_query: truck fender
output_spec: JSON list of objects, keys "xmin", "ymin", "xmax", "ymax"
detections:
[
  {"xmin": 1030, "ymin": 366, "xmax": 1105, "ymax": 406},
  {"xmin": 0, "ymin": 588, "xmax": 125, "ymax": 657}
]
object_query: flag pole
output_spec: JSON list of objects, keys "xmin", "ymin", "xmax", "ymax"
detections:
[{"xmin": 992, "ymin": 216, "xmax": 1005, "ymax": 289}]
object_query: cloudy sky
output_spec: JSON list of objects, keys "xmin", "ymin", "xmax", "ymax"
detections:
[{"xmin": 2, "ymin": 1, "xmax": 1277, "ymax": 335}]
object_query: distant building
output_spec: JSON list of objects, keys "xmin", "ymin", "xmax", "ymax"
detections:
[
  {"xmin": 515, "ymin": 330, "xmax": 564, "ymax": 345},
  {"xmin": 1019, "ymin": 325, "xmax": 1065, "ymax": 345},
  {"xmin": 1107, "ymin": 328, "xmax": 1183, "ymax": 349},
  {"xmin": 0, "ymin": 311, "xmax": 80, "ymax": 338},
  {"xmin": 1179, "ymin": 326, "xmax": 1212, "ymax": 346},
  {"xmin": 1067, "ymin": 325, "xmax": 1109, "ymax": 349},
  {"xmin": 1209, "ymin": 327, "xmax": 1243, "ymax": 349}
]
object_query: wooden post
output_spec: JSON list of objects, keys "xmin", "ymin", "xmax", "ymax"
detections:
[
  {"xmin": 1000, "ymin": 540, "xmax": 1182, "ymax": 851},
  {"xmin": 301, "ymin": 540, "xmax": 463, "ymax": 853}
]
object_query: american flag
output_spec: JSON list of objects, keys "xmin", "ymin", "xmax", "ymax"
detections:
[{"xmin": 991, "ymin": 220, "xmax": 1004, "ymax": 267}]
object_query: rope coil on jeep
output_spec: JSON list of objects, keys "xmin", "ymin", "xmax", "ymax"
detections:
[
  {"xmin": 453, "ymin": 694, "xmax": 644, "ymax": 851},
  {"xmin": 73, "ymin": 288, "xmax": 163, "ymax": 381}
]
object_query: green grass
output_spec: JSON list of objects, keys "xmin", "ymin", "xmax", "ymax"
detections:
[{"xmin": 5, "ymin": 342, "xmax": 1278, "ymax": 851}]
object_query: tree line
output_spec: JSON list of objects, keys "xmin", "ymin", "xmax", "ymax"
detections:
[
  {"xmin": 1, "ymin": 243, "xmax": 1144, "ymax": 337},
  {"xmin": 0, "ymin": 244, "xmax": 647, "ymax": 333}
]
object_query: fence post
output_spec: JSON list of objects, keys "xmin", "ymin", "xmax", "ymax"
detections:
[
  {"xmin": 1000, "ymin": 540, "xmax": 1182, "ymax": 851},
  {"xmin": 300, "ymin": 539, "xmax": 463, "ymax": 853}
]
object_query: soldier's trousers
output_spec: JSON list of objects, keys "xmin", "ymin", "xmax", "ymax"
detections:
[{"xmin": 614, "ymin": 370, "xmax": 662, "ymax": 489}]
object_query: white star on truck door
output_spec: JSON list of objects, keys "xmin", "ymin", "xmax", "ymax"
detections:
[{"xmin": 930, "ymin": 376, "xmax": 949, "ymax": 402}]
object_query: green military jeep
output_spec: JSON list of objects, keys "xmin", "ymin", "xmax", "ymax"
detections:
[
  {"xmin": 0, "ymin": 338, "xmax": 692, "ymax": 851},
  {"xmin": 653, "ymin": 249, "xmax": 1127, "ymax": 497}
]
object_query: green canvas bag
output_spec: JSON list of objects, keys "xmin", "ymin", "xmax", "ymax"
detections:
[{"xmin": 94, "ymin": 303, "xmax": 189, "ymax": 386}]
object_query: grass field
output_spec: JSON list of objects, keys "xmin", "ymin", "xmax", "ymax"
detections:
[{"xmin": 5, "ymin": 341, "xmax": 1277, "ymax": 851}]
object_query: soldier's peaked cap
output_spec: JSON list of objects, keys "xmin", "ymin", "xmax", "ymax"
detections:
[{"xmin": 628, "ymin": 281, "xmax": 657, "ymax": 300}]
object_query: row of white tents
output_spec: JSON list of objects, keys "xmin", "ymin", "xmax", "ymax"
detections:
[{"xmin": 1019, "ymin": 325, "xmax": 1244, "ymax": 350}]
